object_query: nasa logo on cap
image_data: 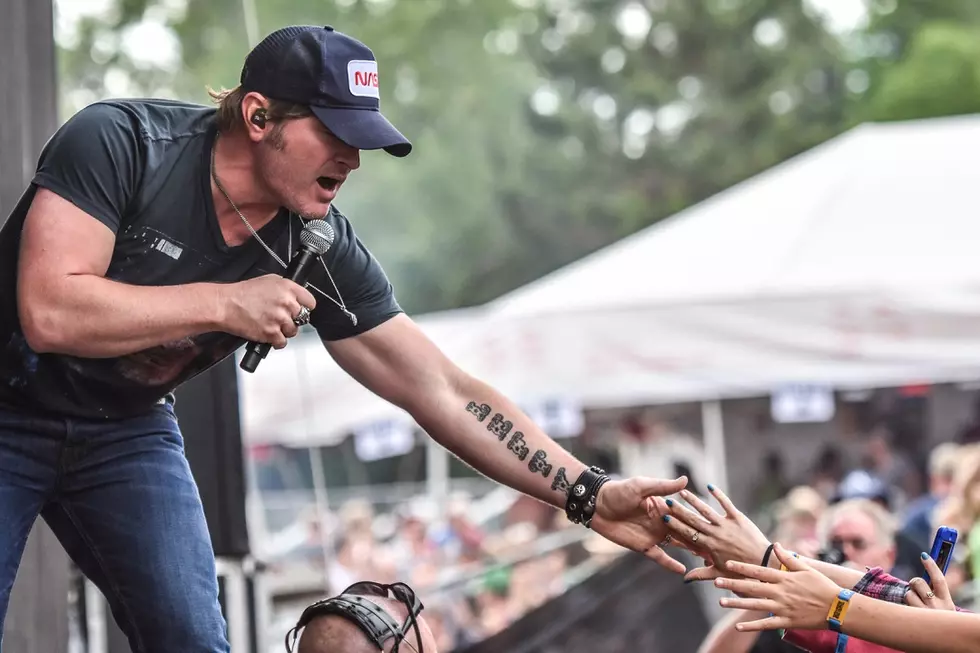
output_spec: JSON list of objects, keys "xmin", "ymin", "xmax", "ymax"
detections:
[{"xmin": 348, "ymin": 60, "xmax": 380, "ymax": 99}]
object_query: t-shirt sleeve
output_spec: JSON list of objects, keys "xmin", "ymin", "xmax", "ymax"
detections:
[
  {"xmin": 310, "ymin": 207, "xmax": 403, "ymax": 341},
  {"xmin": 31, "ymin": 102, "xmax": 143, "ymax": 234}
]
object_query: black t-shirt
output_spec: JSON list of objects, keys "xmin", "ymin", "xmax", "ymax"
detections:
[{"xmin": 0, "ymin": 99, "xmax": 402, "ymax": 419}]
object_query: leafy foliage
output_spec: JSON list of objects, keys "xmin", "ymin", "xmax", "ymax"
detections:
[{"xmin": 53, "ymin": 0, "xmax": 980, "ymax": 313}]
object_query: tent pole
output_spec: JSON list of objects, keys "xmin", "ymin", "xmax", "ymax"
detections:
[
  {"xmin": 308, "ymin": 446, "xmax": 333, "ymax": 592},
  {"xmin": 701, "ymin": 400, "xmax": 728, "ymax": 492}
]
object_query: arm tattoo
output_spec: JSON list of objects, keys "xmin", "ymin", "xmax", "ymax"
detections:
[
  {"xmin": 464, "ymin": 400, "xmax": 553, "ymax": 477},
  {"xmin": 486, "ymin": 413, "xmax": 513, "ymax": 440},
  {"xmin": 507, "ymin": 432, "xmax": 529, "ymax": 461},
  {"xmin": 466, "ymin": 401, "xmax": 491, "ymax": 421},
  {"xmin": 528, "ymin": 450, "xmax": 553, "ymax": 477},
  {"xmin": 551, "ymin": 467, "xmax": 570, "ymax": 496}
]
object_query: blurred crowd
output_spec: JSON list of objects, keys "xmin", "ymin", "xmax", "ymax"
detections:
[
  {"xmin": 699, "ymin": 430, "xmax": 980, "ymax": 653},
  {"xmin": 264, "ymin": 414, "xmax": 980, "ymax": 652},
  {"xmin": 270, "ymin": 491, "xmax": 607, "ymax": 651},
  {"xmin": 748, "ymin": 434, "xmax": 980, "ymax": 607}
]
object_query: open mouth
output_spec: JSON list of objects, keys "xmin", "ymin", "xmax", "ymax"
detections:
[{"xmin": 317, "ymin": 176, "xmax": 341, "ymax": 192}]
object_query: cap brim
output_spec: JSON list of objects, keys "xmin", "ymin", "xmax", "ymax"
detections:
[{"xmin": 311, "ymin": 106, "xmax": 412, "ymax": 157}]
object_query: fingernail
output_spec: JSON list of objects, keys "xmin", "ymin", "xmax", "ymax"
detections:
[
  {"xmin": 666, "ymin": 498, "xmax": 674, "ymax": 507},
  {"xmin": 921, "ymin": 552, "xmax": 929, "ymax": 560},
  {"xmin": 663, "ymin": 515, "xmax": 671, "ymax": 523},
  {"xmin": 707, "ymin": 483, "xmax": 715, "ymax": 491},
  {"xmin": 715, "ymin": 578, "xmax": 726, "ymax": 587}
]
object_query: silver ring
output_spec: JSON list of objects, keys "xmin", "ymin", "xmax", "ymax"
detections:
[
  {"xmin": 659, "ymin": 534, "xmax": 672, "ymax": 549},
  {"xmin": 925, "ymin": 591, "xmax": 936, "ymax": 599},
  {"xmin": 293, "ymin": 306, "xmax": 311, "ymax": 326},
  {"xmin": 691, "ymin": 531, "xmax": 701, "ymax": 544}
]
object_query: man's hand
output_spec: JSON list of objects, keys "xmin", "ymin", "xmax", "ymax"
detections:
[
  {"xmin": 222, "ymin": 274, "xmax": 317, "ymax": 348},
  {"xmin": 590, "ymin": 476, "xmax": 689, "ymax": 574}
]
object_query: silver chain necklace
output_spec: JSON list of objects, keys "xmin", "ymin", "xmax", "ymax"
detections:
[{"xmin": 210, "ymin": 134, "xmax": 357, "ymax": 326}]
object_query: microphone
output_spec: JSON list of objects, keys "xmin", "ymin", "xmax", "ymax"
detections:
[{"xmin": 239, "ymin": 219, "xmax": 335, "ymax": 373}]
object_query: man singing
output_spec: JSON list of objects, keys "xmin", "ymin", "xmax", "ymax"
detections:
[{"xmin": 0, "ymin": 25, "xmax": 686, "ymax": 652}]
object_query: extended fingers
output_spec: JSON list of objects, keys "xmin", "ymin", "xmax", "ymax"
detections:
[
  {"xmin": 720, "ymin": 596, "xmax": 779, "ymax": 613},
  {"xmin": 715, "ymin": 576, "xmax": 775, "ymax": 598},
  {"xmin": 664, "ymin": 498, "xmax": 713, "ymax": 531},
  {"xmin": 684, "ymin": 564, "xmax": 725, "ymax": 584},
  {"xmin": 706, "ymin": 484, "xmax": 740, "ymax": 518},
  {"xmin": 677, "ymin": 489, "xmax": 723, "ymax": 526},
  {"xmin": 735, "ymin": 614, "xmax": 789, "ymax": 633},
  {"xmin": 644, "ymin": 542, "xmax": 687, "ymax": 575},
  {"xmin": 663, "ymin": 513, "xmax": 706, "ymax": 546},
  {"xmin": 725, "ymin": 559, "xmax": 783, "ymax": 583}
]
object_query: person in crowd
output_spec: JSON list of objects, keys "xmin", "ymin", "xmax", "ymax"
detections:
[
  {"xmin": 901, "ymin": 442, "xmax": 960, "ymax": 551},
  {"xmin": 810, "ymin": 446, "xmax": 845, "ymax": 502},
  {"xmin": 935, "ymin": 444, "xmax": 980, "ymax": 583},
  {"xmin": 286, "ymin": 581, "xmax": 437, "ymax": 653}
]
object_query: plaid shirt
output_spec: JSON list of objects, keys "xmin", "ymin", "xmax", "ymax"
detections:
[
  {"xmin": 781, "ymin": 566, "xmax": 971, "ymax": 652},
  {"xmin": 853, "ymin": 566, "xmax": 971, "ymax": 612},
  {"xmin": 852, "ymin": 566, "xmax": 911, "ymax": 605}
]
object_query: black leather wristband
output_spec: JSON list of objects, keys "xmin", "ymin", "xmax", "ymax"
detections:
[
  {"xmin": 565, "ymin": 466, "xmax": 610, "ymax": 529},
  {"xmin": 761, "ymin": 543, "xmax": 776, "ymax": 568}
]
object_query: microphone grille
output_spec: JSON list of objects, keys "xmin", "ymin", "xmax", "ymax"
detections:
[{"xmin": 300, "ymin": 219, "xmax": 335, "ymax": 256}]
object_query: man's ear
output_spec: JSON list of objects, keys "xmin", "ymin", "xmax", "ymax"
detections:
[{"xmin": 241, "ymin": 91, "xmax": 271, "ymax": 141}]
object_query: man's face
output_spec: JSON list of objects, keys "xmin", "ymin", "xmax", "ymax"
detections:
[
  {"xmin": 828, "ymin": 510, "xmax": 894, "ymax": 570},
  {"xmin": 255, "ymin": 115, "xmax": 360, "ymax": 219}
]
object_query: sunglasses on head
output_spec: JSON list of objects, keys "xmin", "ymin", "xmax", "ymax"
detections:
[{"xmin": 285, "ymin": 581, "xmax": 425, "ymax": 653}]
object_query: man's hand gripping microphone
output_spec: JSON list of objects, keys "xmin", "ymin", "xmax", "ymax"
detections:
[{"xmin": 239, "ymin": 219, "xmax": 335, "ymax": 373}]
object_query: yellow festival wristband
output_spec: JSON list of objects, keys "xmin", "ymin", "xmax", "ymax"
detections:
[{"xmin": 826, "ymin": 588, "xmax": 855, "ymax": 632}]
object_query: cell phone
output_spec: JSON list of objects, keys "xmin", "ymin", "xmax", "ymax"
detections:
[{"xmin": 929, "ymin": 526, "xmax": 958, "ymax": 575}]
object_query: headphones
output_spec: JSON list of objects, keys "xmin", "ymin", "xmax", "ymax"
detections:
[
  {"xmin": 284, "ymin": 582, "xmax": 424, "ymax": 652},
  {"xmin": 251, "ymin": 109, "xmax": 267, "ymax": 128}
]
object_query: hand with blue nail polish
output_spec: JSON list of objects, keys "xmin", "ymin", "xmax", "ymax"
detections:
[{"xmin": 653, "ymin": 484, "xmax": 771, "ymax": 584}]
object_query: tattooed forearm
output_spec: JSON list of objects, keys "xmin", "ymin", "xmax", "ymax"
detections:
[{"xmin": 465, "ymin": 399, "xmax": 554, "ymax": 477}]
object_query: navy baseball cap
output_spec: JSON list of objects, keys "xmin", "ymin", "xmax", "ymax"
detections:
[{"xmin": 240, "ymin": 25, "xmax": 411, "ymax": 157}]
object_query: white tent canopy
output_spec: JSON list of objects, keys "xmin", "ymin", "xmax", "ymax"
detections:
[{"xmin": 239, "ymin": 114, "xmax": 980, "ymax": 448}]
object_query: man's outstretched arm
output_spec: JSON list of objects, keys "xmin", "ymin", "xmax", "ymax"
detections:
[
  {"xmin": 326, "ymin": 314, "xmax": 583, "ymax": 507},
  {"xmin": 326, "ymin": 314, "xmax": 689, "ymax": 571}
]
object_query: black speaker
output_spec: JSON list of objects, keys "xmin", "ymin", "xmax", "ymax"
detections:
[{"xmin": 175, "ymin": 355, "xmax": 251, "ymax": 558}]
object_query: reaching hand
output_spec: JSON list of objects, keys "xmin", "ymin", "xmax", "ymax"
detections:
[
  {"xmin": 715, "ymin": 543, "xmax": 841, "ymax": 632},
  {"xmin": 589, "ymin": 476, "xmax": 689, "ymax": 574},
  {"xmin": 905, "ymin": 553, "xmax": 957, "ymax": 611},
  {"xmin": 656, "ymin": 485, "xmax": 772, "ymax": 583}
]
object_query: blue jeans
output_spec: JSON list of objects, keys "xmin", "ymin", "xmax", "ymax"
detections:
[{"xmin": 0, "ymin": 402, "xmax": 229, "ymax": 652}]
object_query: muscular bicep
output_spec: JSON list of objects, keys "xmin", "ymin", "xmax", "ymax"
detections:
[
  {"xmin": 324, "ymin": 313, "xmax": 458, "ymax": 412},
  {"xmin": 18, "ymin": 189, "xmax": 116, "ymax": 343}
]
